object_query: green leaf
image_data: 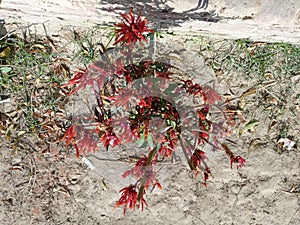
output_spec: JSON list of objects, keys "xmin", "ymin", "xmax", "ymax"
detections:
[
  {"xmin": 136, "ymin": 139, "xmax": 148, "ymax": 148},
  {"xmin": 164, "ymin": 83, "xmax": 179, "ymax": 94},
  {"xmin": 0, "ymin": 47, "xmax": 11, "ymax": 58},
  {"xmin": 243, "ymin": 120, "xmax": 259, "ymax": 132},
  {"xmin": 170, "ymin": 120, "xmax": 177, "ymax": 129},
  {"xmin": 0, "ymin": 67, "xmax": 12, "ymax": 73},
  {"xmin": 147, "ymin": 135, "xmax": 154, "ymax": 149}
]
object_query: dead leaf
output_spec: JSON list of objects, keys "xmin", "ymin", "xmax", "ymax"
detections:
[
  {"xmin": 55, "ymin": 63, "xmax": 70, "ymax": 78},
  {"xmin": 264, "ymin": 72, "xmax": 274, "ymax": 79},
  {"xmin": 248, "ymin": 138, "xmax": 267, "ymax": 157},
  {"xmin": 17, "ymin": 131, "xmax": 26, "ymax": 136},
  {"xmin": 29, "ymin": 44, "xmax": 47, "ymax": 53},
  {"xmin": 214, "ymin": 68, "xmax": 224, "ymax": 76},
  {"xmin": 0, "ymin": 95, "xmax": 10, "ymax": 103},
  {"xmin": 242, "ymin": 16, "xmax": 254, "ymax": 20},
  {"xmin": 102, "ymin": 179, "xmax": 108, "ymax": 190},
  {"xmin": 9, "ymin": 165, "xmax": 23, "ymax": 171},
  {"xmin": 0, "ymin": 47, "xmax": 11, "ymax": 58},
  {"xmin": 291, "ymin": 75, "xmax": 300, "ymax": 83},
  {"xmin": 53, "ymin": 186, "xmax": 71, "ymax": 197},
  {"xmin": 0, "ymin": 111, "xmax": 9, "ymax": 132},
  {"xmin": 0, "ymin": 111, "xmax": 9, "ymax": 122},
  {"xmin": 0, "ymin": 124, "xmax": 5, "ymax": 133}
]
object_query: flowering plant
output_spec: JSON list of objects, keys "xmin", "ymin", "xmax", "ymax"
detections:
[{"xmin": 61, "ymin": 8, "xmax": 245, "ymax": 214}]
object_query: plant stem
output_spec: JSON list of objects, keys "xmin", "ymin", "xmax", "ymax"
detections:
[
  {"xmin": 177, "ymin": 135, "xmax": 195, "ymax": 170},
  {"xmin": 137, "ymin": 146, "xmax": 157, "ymax": 202}
]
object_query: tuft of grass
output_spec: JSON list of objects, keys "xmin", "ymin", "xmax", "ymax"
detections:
[
  {"xmin": 185, "ymin": 36, "xmax": 299, "ymax": 81},
  {"xmin": 0, "ymin": 32, "xmax": 70, "ymax": 139},
  {"xmin": 68, "ymin": 25, "xmax": 115, "ymax": 65},
  {"xmin": 225, "ymin": 43, "xmax": 300, "ymax": 87},
  {"xmin": 0, "ymin": 25, "xmax": 119, "ymax": 142}
]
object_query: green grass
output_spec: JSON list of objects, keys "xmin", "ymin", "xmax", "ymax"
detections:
[
  {"xmin": 0, "ymin": 34, "xmax": 69, "ymax": 137},
  {"xmin": 68, "ymin": 25, "xmax": 115, "ymax": 65},
  {"xmin": 0, "ymin": 25, "xmax": 117, "ymax": 141},
  {"xmin": 201, "ymin": 38, "xmax": 300, "ymax": 80}
]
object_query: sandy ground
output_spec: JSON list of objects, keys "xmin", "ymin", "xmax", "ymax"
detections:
[
  {"xmin": 0, "ymin": 1, "xmax": 300, "ymax": 225},
  {"xmin": 1, "ymin": 0, "xmax": 300, "ymax": 44}
]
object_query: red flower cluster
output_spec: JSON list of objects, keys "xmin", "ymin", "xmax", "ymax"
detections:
[
  {"xmin": 190, "ymin": 149, "xmax": 211, "ymax": 186},
  {"xmin": 230, "ymin": 155, "xmax": 246, "ymax": 169},
  {"xmin": 61, "ymin": 8, "xmax": 247, "ymax": 215},
  {"xmin": 181, "ymin": 79, "xmax": 204, "ymax": 97},
  {"xmin": 62, "ymin": 124, "xmax": 99, "ymax": 157},
  {"xmin": 222, "ymin": 143, "xmax": 246, "ymax": 170},
  {"xmin": 122, "ymin": 155, "xmax": 162, "ymax": 191},
  {"xmin": 99, "ymin": 130, "xmax": 119, "ymax": 151},
  {"xmin": 114, "ymin": 184, "xmax": 148, "ymax": 215},
  {"xmin": 114, "ymin": 8, "xmax": 154, "ymax": 48},
  {"xmin": 197, "ymin": 107, "xmax": 212, "ymax": 144}
]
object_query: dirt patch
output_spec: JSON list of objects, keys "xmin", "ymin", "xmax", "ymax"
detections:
[{"xmin": 1, "ymin": 0, "xmax": 300, "ymax": 44}]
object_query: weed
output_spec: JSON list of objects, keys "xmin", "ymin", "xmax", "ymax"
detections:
[
  {"xmin": 200, "ymin": 38, "xmax": 299, "ymax": 80},
  {"xmin": 0, "ymin": 31, "xmax": 69, "ymax": 141}
]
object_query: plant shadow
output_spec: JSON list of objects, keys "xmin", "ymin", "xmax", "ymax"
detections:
[{"xmin": 99, "ymin": 0, "xmax": 223, "ymax": 29}]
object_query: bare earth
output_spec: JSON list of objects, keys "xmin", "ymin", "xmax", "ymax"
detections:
[
  {"xmin": 1, "ymin": 0, "xmax": 300, "ymax": 44},
  {"xmin": 0, "ymin": 1, "xmax": 299, "ymax": 225}
]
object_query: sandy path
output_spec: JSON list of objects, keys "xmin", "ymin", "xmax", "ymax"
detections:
[{"xmin": 1, "ymin": 0, "xmax": 299, "ymax": 44}]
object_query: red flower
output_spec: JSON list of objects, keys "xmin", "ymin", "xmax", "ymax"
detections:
[
  {"xmin": 61, "ymin": 69, "xmax": 86, "ymax": 88},
  {"xmin": 122, "ymin": 155, "xmax": 147, "ymax": 179},
  {"xmin": 61, "ymin": 69, "xmax": 89, "ymax": 95},
  {"xmin": 202, "ymin": 85, "xmax": 222, "ymax": 104},
  {"xmin": 230, "ymin": 156, "xmax": 246, "ymax": 169},
  {"xmin": 122, "ymin": 155, "xmax": 162, "ymax": 191},
  {"xmin": 197, "ymin": 107, "xmax": 209, "ymax": 120},
  {"xmin": 190, "ymin": 149, "xmax": 208, "ymax": 170},
  {"xmin": 143, "ymin": 169, "xmax": 162, "ymax": 191},
  {"xmin": 114, "ymin": 8, "xmax": 153, "ymax": 48},
  {"xmin": 62, "ymin": 125, "xmax": 99, "ymax": 157},
  {"xmin": 122, "ymin": 155, "xmax": 156, "ymax": 179},
  {"xmin": 190, "ymin": 150, "xmax": 212, "ymax": 186},
  {"xmin": 61, "ymin": 125, "xmax": 77, "ymax": 147},
  {"xmin": 115, "ymin": 185, "xmax": 148, "ymax": 215},
  {"xmin": 99, "ymin": 131, "xmax": 119, "ymax": 151},
  {"xmin": 62, "ymin": 59, "xmax": 123, "ymax": 96},
  {"xmin": 75, "ymin": 131, "xmax": 98, "ymax": 155}
]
